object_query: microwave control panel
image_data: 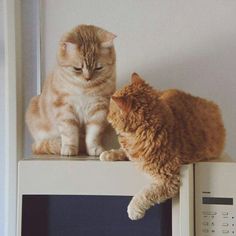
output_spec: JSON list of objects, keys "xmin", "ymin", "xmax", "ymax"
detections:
[
  {"xmin": 200, "ymin": 205, "xmax": 235, "ymax": 235},
  {"xmin": 195, "ymin": 163, "xmax": 236, "ymax": 236}
]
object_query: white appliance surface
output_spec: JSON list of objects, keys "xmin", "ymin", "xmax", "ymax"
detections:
[
  {"xmin": 17, "ymin": 157, "xmax": 152, "ymax": 236},
  {"xmin": 195, "ymin": 162, "xmax": 236, "ymax": 236}
]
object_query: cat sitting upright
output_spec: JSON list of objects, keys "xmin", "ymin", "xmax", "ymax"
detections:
[
  {"xmin": 100, "ymin": 73, "xmax": 225, "ymax": 220},
  {"xmin": 26, "ymin": 25, "xmax": 116, "ymax": 156}
]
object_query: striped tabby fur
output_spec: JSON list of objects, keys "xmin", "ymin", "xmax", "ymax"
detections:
[{"xmin": 26, "ymin": 25, "xmax": 116, "ymax": 156}]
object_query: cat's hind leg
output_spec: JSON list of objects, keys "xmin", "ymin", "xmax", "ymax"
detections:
[
  {"xmin": 32, "ymin": 138, "xmax": 61, "ymax": 155},
  {"xmin": 127, "ymin": 174, "xmax": 180, "ymax": 220},
  {"xmin": 100, "ymin": 149, "xmax": 128, "ymax": 161},
  {"xmin": 26, "ymin": 96, "xmax": 61, "ymax": 155}
]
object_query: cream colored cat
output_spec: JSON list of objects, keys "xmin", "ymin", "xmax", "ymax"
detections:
[{"xmin": 26, "ymin": 25, "xmax": 116, "ymax": 156}]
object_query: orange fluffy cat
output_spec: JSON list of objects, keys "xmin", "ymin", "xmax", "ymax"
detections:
[
  {"xmin": 100, "ymin": 73, "xmax": 225, "ymax": 220},
  {"xmin": 26, "ymin": 25, "xmax": 116, "ymax": 156}
]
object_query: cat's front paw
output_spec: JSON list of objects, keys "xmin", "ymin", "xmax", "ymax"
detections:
[
  {"xmin": 61, "ymin": 144, "xmax": 78, "ymax": 156},
  {"xmin": 87, "ymin": 145, "xmax": 105, "ymax": 156},
  {"xmin": 99, "ymin": 150, "xmax": 114, "ymax": 161},
  {"xmin": 100, "ymin": 149, "xmax": 128, "ymax": 161},
  {"xmin": 127, "ymin": 198, "xmax": 146, "ymax": 220}
]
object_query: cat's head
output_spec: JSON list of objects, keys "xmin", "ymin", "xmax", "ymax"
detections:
[
  {"xmin": 108, "ymin": 73, "xmax": 158, "ymax": 134},
  {"xmin": 57, "ymin": 25, "xmax": 116, "ymax": 83}
]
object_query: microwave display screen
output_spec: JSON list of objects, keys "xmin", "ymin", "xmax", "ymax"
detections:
[{"xmin": 202, "ymin": 197, "xmax": 233, "ymax": 205}]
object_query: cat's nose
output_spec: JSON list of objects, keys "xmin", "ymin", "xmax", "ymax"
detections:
[
  {"xmin": 84, "ymin": 75, "xmax": 92, "ymax": 81},
  {"xmin": 83, "ymin": 70, "xmax": 92, "ymax": 81}
]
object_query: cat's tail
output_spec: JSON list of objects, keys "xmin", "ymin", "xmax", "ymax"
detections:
[{"xmin": 32, "ymin": 138, "xmax": 61, "ymax": 155}]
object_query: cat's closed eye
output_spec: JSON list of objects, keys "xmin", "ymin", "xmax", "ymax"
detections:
[
  {"xmin": 95, "ymin": 66, "xmax": 103, "ymax": 71},
  {"xmin": 73, "ymin": 67, "xmax": 82, "ymax": 72}
]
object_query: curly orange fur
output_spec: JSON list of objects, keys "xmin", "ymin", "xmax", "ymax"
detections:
[{"xmin": 102, "ymin": 73, "xmax": 225, "ymax": 220}]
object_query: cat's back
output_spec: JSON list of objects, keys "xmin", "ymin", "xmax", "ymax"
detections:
[
  {"xmin": 160, "ymin": 89, "xmax": 219, "ymax": 115},
  {"xmin": 160, "ymin": 89, "xmax": 223, "ymax": 129},
  {"xmin": 160, "ymin": 89, "xmax": 225, "ymax": 161}
]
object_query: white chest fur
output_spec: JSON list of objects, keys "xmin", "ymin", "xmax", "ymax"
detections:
[{"xmin": 69, "ymin": 94, "xmax": 109, "ymax": 126}]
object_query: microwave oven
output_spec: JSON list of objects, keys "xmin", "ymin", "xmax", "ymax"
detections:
[
  {"xmin": 173, "ymin": 161, "xmax": 236, "ymax": 236},
  {"xmin": 17, "ymin": 157, "xmax": 172, "ymax": 236}
]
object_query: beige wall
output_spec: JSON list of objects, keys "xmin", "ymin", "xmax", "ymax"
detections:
[{"xmin": 41, "ymin": 0, "xmax": 236, "ymax": 157}]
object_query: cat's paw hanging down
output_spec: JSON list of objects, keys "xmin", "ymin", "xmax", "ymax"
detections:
[
  {"xmin": 106, "ymin": 72, "xmax": 225, "ymax": 220},
  {"xmin": 127, "ymin": 196, "xmax": 146, "ymax": 220},
  {"xmin": 26, "ymin": 25, "xmax": 117, "ymax": 157}
]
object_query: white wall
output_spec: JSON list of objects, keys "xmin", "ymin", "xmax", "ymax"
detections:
[
  {"xmin": 41, "ymin": 0, "xmax": 236, "ymax": 157},
  {"xmin": 0, "ymin": 0, "xmax": 5, "ymax": 234}
]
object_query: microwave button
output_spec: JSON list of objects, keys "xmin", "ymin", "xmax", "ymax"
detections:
[
  {"xmin": 202, "ymin": 211, "xmax": 217, "ymax": 216},
  {"xmin": 202, "ymin": 222, "xmax": 209, "ymax": 226},
  {"xmin": 210, "ymin": 212, "xmax": 217, "ymax": 215},
  {"xmin": 222, "ymin": 230, "xmax": 229, "ymax": 234},
  {"xmin": 222, "ymin": 223, "xmax": 229, "ymax": 226}
]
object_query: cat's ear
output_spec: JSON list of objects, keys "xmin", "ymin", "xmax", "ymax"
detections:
[
  {"xmin": 98, "ymin": 30, "xmax": 117, "ymax": 48},
  {"xmin": 60, "ymin": 42, "xmax": 78, "ymax": 54},
  {"xmin": 131, "ymin": 73, "xmax": 145, "ymax": 85},
  {"xmin": 57, "ymin": 42, "xmax": 78, "ymax": 65},
  {"xmin": 111, "ymin": 96, "xmax": 132, "ymax": 113}
]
